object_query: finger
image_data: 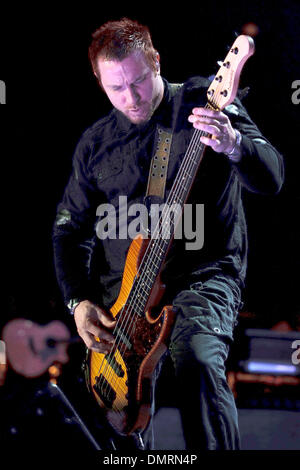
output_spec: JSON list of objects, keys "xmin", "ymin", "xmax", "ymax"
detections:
[
  {"xmin": 87, "ymin": 321, "xmax": 115, "ymax": 343},
  {"xmin": 91, "ymin": 340, "xmax": 113, "ymax": 354},
  {"xmin": 92, "ymin": 336, "xmax": 115, "ymax": 354},
  {"xmin": 96, "ymin": 307, "xmax": 116, "ymax": 329},
  {"xmin": 78, "ymin": 329, "xmax": 112, "ymax": 353},
  {"xmin": 188, "ymin": 115, "xmax": 221, "ymax": 126},
  {"xmin": 189, "ymin": 120, "xmax": 222, "ymax": 136},
  {"xmin": 192, "ymin": 107, "xmax": 228, "ymax": 122},
  {"xmin": 200, "ymin": 135, "xmax": 221, "ymax": 150}
]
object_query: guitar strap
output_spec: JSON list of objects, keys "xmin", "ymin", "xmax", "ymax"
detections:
[
  {"xmin": 145, "ymin": 126, "xmax": 173, "ymax": 201},
  {"xmin": 145, "ymin": 83, "xmax": 183, "ymax": 203}
]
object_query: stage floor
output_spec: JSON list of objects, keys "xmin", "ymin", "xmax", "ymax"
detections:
[{"xmin": 153, "ymin": 407, "xmax": 300, "ymax": 450}]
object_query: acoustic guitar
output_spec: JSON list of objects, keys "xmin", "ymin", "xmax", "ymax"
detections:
[{"xmin": 2, "ymin": 318, "xmax": 71, "ymax": 377}]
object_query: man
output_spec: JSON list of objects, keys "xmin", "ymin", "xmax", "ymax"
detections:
[{"xmin": 52, "ymin": 18, "xmax": 284, "ymax": 449}]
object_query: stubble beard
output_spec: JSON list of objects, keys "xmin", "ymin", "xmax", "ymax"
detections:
[{"xmin": 126, "ymin": 84, "xmax": 163, "ymax": 125}]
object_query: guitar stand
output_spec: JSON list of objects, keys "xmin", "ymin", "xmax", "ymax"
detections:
[{"xmin": 47, "ymin": 381, "xmax": 104, "ymax": 450}]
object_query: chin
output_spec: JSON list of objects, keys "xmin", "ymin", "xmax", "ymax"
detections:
[
  {"xmin": 131, "ymin": 109, "xmax": 155, "ymax": 125},
  {"xmin": 131, "ymin": 116, "xmax": 149, "ymax": 125},
  {"xmin": 126, "ymin": 114, "xmax": 148, "ymax": 125}
]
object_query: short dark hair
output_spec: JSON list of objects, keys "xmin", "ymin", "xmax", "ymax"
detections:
[{"xmin": 88, "ymin": 17, "xmax": 158, "ymax": 81}]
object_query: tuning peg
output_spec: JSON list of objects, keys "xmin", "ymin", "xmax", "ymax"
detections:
[{"xmin": 226, "ymin": 31, "xmax": 239, "ymax": 51}]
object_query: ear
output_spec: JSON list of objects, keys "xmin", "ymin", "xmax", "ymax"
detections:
[
  {"xmin": 92, "ymin": 70, "xmax": 105, "ymax": 92},
  {"xmin": 155, "ymin": 51, "xmax": 161, "ymax": 72}
]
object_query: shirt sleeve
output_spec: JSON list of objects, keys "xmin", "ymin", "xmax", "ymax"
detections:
[
  {"xmin": 52, "ymin": 133, "xmax": 100, "ymax": 305},
  {"xmin": 224, "ymin": 98, "xmax": 284, "ymax": 194}
]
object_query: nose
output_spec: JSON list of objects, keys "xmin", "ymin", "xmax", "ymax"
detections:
[{"xmin": 124, "ymin": 85, "xmax": 140, "ymax": 107}]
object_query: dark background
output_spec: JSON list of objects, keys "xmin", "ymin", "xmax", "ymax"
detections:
[
  {"xmin": 0, "ymin": 0, "xmax": 299, "ymax": 449},
  {"xmin": 1, "ymin": 0, "xmax": 299, "ymax": 329}
]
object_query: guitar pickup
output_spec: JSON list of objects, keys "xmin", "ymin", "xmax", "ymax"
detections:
[
  {"xmin": 94, "ymin": 374, "xmax": 116, "ymax": 408},
  {"xmin": 105, "ymin": 353, "xmax": 125, "ymax": 378}
]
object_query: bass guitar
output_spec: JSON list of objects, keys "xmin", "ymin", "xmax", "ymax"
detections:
[{"xmin": 87, "ymin": 34, "xmax": 255, "ymax": 436}]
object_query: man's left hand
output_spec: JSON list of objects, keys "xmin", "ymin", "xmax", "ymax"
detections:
[{"xmin": 188, "ymin": 107, "xmax": 237, "ymax": 155}]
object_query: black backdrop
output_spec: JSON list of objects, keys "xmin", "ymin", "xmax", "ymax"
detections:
[{"xmin": 1, "ymin": 0, "xmax": 299, "ymax": 331}]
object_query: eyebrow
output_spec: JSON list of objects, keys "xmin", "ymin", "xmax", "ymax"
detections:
[{"xmin": 107, "ymin": 72, "xmax": 149, "ymax": 90}]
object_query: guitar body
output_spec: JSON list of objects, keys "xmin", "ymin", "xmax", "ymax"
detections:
[
  {"xmin": 2, "ymin": 319, "xmax": 70, "ymax": 377},
  {"xmin": 88, "ymin": 234, "xmax": 176, "ymax": 436}
]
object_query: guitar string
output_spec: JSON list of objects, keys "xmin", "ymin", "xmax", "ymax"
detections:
[
  {"xmin": 95, "ymin": 85, "xmax": 225, "ymax": 408},
  {"xmin": 95, "ymin": 122, "xmax": 208, "ymax": 407},
  {"xmin": 96, "ymin": 100, "xmax": 218, "ymax": 408},
  {"xmin": 104, "ymin": 93, "xmax": 221, "ymax": 344},
  {"xmin": 96, "ymin": 118, "xmax": 212, "ymax": 406},
  {"xmin": 96, "ymin": 96, "xmax": 222, "ymax": 410}
]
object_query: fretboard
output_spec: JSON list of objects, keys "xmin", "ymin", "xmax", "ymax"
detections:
[{"xmin": 126, "ymin": 121, "xmax": 210, "ymax": 317}]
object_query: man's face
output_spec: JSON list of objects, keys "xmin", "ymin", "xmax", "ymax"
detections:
[{"xmin": 96, "ymin": 51, "xmax": 163, "ymax": 124}]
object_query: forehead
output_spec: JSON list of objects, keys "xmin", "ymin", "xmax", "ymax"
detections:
[{"xmin": 97, "ymin": 51, "xmax": 151, "ymax": 84}]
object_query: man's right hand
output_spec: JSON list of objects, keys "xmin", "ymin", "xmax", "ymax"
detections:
[{"xmin": 73, "ymin": 300, "xmax": 116, "ymax": 353}]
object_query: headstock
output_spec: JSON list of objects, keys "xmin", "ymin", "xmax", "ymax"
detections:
[{"xmin": 207, "ymin": 35, "xmax": 255, "ymax": 110}]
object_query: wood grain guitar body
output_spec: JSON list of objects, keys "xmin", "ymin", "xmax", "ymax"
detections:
[{"xmin": 88, "ymin": 234, "xmax": 176, "ymax": 436}]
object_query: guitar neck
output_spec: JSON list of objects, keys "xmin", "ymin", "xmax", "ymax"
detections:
[
  {"xmin": 165, "ymin": 111, "xmax": 211, "ymax": 209},
  {"xmin": 127, "ymin": 117, "xmax": 210, "ymax": 315}
]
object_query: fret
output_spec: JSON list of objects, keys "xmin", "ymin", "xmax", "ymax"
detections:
[
  {"xmin": 171, "ymin": 197, "xmax": 184, "ymax": 206},
  {"xmin": 132, "ymin": 291, "xmax": 147, "ymax": 306},
  {"xmin": 189, "ymin": 157, "xmax": 198, "ymax": 165},
  {"xmin": 181, "ymin": 172, "xmax": 193, "ymax": 180}
]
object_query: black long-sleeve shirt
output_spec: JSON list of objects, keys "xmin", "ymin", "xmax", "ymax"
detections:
[{"xmin": 52, "ymin": 76, "xmax": 284, "ymax": 310}]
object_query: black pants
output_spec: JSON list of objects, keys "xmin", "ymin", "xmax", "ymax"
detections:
[{"xmin": 144, "ymin": 274, "xmax": 241, "ymax": 450}]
